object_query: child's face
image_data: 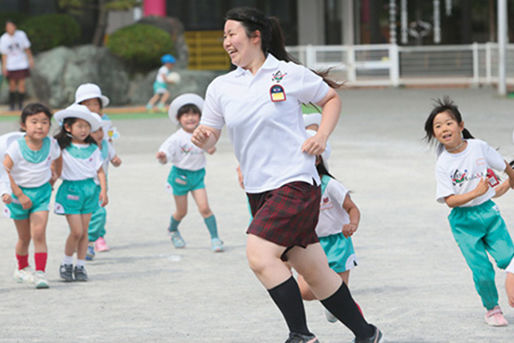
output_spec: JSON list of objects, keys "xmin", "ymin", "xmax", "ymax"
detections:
[
  {"xmin": 432, "ymin": 111, "xmax": 464, "ymax": 148},
  {"xmin": 165, "ymin": 62, "xmax": 175, "ymax": 69},
  {"xmin": 65, "ymin": 118, "xmax": 91, "ymax": 142},
  {"xmin": 90, "ymin": 127, "xmax": 104, "ymax": 144},
  {"xmin": 81, "ymin": 98, "xmax": 102, "ymax": 115},
  {"xmin": 178, "ymin": 111, "xmax": 201, "ymax": 133},
  {"xmin": 21, "ymin": 112, "xmax": 50, "ymax": 141}
]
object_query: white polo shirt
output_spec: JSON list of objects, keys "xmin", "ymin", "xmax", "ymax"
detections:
[
  {"xmin": 159, "ymin": 128, "xmax": 206, "ymax": 171},
  {"xmin": 0, "ymin": 30, "xmax": 31, "ymax": 71},
  {"xmin": 315, "ymin": 176, "xmax": 351, "ymax": 238},
  {"xmin": 435, "ymin": 139, "xmax": 506, "ymax": 207},
  {"xmin": 61, "ymin": 143, "xmax": 103, "ymax": 181},
  {"xmin": 201, "ymin": 54, "xmax": 329, "ymax": 193}
]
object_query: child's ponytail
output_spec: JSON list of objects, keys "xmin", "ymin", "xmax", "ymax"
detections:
[{"xmin": 462, "ymin": 128, "xmax": 474, "ymax": 139}]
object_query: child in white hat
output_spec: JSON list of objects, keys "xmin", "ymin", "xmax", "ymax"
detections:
[
  {"xmin": 53, "ymin": 104, "xmax": 107, "ymax": 282},
  {"xmin": 156, "ymin": 93, "xmax": 223, "ymax": 252}
]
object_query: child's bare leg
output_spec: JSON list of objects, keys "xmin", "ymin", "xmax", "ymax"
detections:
[
  {"xmin": 172, "ymin": 194, "xmax": 188, "ymax": 221},
  {"xmin": 14, "ymin": 219, "xmax": 31, "ymax": 256},
  {"xmin": 64, "ymin": 214, "xmax": 85, "ymax": 256},
  {"xmin": 159, "ymin": 91, "xmax": 170, "ymax": 106},
  {"xmin": 30, "ymin": 211, "xmax": 49, "ymax": 253},
  {"xmin": 76, "ymin": 214, "xmax": 92, "ymax": 260},
  {"xmin": 191, "ymin": 188, "xmax": 212, "ymax": 218},
  {"xmin": 506, "ymin": 272, "xmax": 514, "ymax": 307},
  {"xmin": 147, "ymin": 94, "xmax": 161, "ymax": 108}
]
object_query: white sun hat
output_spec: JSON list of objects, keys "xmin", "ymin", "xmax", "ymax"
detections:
[
  {"xmin": 54, "ymin": 104, "xmax": 102, "ymax": 132},
  {"xmin": 168, "ymin": 93, "xmax": 204, "ymax": 124},
  {"xmin": 306, "ymin": 129, "xmax": 331, "ymax": 169},
  {"xmin": 303, "ymin": 113, "xmax": 322, "ymax": 129},
  {"xmin": 74, "ymin": 83, "xmax": 110, "ymax": 108}
]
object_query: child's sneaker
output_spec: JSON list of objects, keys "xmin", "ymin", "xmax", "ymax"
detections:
[
  {"xmin": 74, "ymin": 265, "xmax": 88, "ymax": 282},
  {"xmin": 13, "ymin": 266, "xmax": 34, "ymax": 283},
  {"xmin": 353, "ymin": 325, "xmax": 383, "ymax": 343},
  {"xmin": 59, "ymin": 264, "xmax": 73, "ymax": 282},
  {"xmin": 33, "ymin": 271, "xmax": 49, "ymax": 289},
  {"xmin": 211, "ymin": 238, "xmax": 224, "ymax": 252},
  {"xmin": 324, "ymin": 308, "xmax": 338, "ymax": 323},
  {"xmin": 485, "ymin": 306, "xmax": 509, "ymax": 326},
  {"xmin": 86, "ymin": 244, "xmax": 95, "ymax": 261},
  {"xmin": 170, "ymin": 230, "xmax": 185, "ymax": 248},
  {"xmin": 146, "ymin": 103, "xmax": 153, "ymax": 112},
  {"xmin": 285, "ymin": 332, "xmax": 319, "ymax": 343},
  {"xmin": 157, "ymin": 103, "xmax": 166, "ymax": 112},
  {"xmin": 95, "ymin": 237, "xmax": 109, "ymax": 252}
]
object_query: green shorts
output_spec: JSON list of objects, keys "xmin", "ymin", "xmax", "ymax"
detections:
[
  {"xmin": 153, "ymin": 81, "xmax": 168, "ymax": 94},
  {"xmin": 166, "ymin": 166, "xmax": 206, "ymax": 196},
  {"xmin": 319, "ymin": 232, "xmax": 357, "ymax": 273},
  {"xmin": 5, "ymin": 182, "xmax": 52, "ymax": 220},
  {"xmin": 55, "ymin": 179, "xmax": 99, "ymax": 215}
]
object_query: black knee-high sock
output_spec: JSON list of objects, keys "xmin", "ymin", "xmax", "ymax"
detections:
[
  {"xmin": 268, "ymin": 276, "xmax": 311, "ymax": 335},
  {"xmin": 8, "ymin": 91, "xmax": 16, "ymax": 110},
  {"xmin": 320, "ymin": 282, "xmax": 375, "ymax": 339},
  {"xmin": 17, "ymin": 92, "xmax": 25, "ymax": 110}
]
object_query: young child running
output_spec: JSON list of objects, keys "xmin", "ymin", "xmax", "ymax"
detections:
[
  {"xmin": 156, "ymin": 93, "xmax": 222, "ymax": 252},
  {"xmin": 3, "ymin": 103, "xmax": 62, "ymax": 289},
  {"xmin": 295, "ymin": 130, "xmax": 361, "ymax": 324},
  {"xmin": 424, "ymin": 97, "xmax": 514, "ymax": 326},
  {"xmin": 54, "ymin": 104, "xmax": 107, "ymax": 282},
  {"xmin": 86, "ymin": 121, "xmax": 122, "ymax": 260},
  {"xmin": 146, "ymin": 54, "xmax": 177, "ymax": 112},
  {"xmin": 74, "ymin": 82, "xmax": 120, "ymax": 253}
]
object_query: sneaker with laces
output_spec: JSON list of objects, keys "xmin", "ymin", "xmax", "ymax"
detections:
[
  {"xmin": 33, "ymin": 271, "xmax": 49, "ymax": 289},
  {"xmin": 324, "ymin": 308, "xmax": 338, "ymax": 323},
  {"xmin": 13, "ymin": 266, "xmax": 34, "ymax": 283},
  {"xmin": 59, "ymin": 264, "xmax": 73, "ymax": 282},
  {"xmin": 86, "ymin": 244, "xmax": 95, "ymax": 261},
  {"xmin": 485, "ymin": 306, "xmax": 509, "ymax": 326},
  {"xmin": 74, "ymin": 265, "xmax": 88, "ymax": 282},
  {"xmin": 95, "ymin": 237, "xmax": 109, "ymax": 252},
  {"xmin": 284, "ymin": 333, "xmax": 319, "ymax": 343},
  {"xmin": 353, "ymin": 325, "xmax": 383, "ymax": 343},
  {"xmin": 211, "ymin": 238, "xmax": 224, "ymax": 252},
  {"xmin": 170, "ymin": 230, "xmax": 186, "ymax": 248}
]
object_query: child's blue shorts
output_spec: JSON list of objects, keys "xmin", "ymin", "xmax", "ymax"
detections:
[
  {"xmin": 166, "ymin": 166, "xmax": 206, "ymax": 196},
  {"xmin": 6, "ymin": 182, "xmax": 52, "ymax": 220},
  {"xmin": 55, "ymin": 179, "xmax": 99, "ymax": 215},
  {"xmin": 319, "ymin": 232, "xmax": 357, "ymax": 273}
]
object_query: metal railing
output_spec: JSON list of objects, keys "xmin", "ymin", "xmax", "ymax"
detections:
[{"xmin": 287, "ymin": 43, "xmax": 514, "ymax": 87}]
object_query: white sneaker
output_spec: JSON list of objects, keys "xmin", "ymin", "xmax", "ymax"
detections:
[
  {"xmin": 13, "ymin": 266, "xmax": 34, "ymax": 284},
  {"xmin": 33, "ymin": 271, "xmax": 49, "ymax": 289},
  {"xmin": 324, "ymin": 308, "xmax": 338, "ymax": 323}
]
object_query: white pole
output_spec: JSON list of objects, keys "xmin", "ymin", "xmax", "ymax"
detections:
[
  {"xmin": 433, "ymin": 0, "xmax": 441, "ymax": 43},
  {"xmin": 389, "ymin": 0, "xmax": 397, "ymax": 44},
  {"xmin": 498, "ymin": 0, "xmax": 507, "ymax": 96},
  {"xmin": 401, "ymin": 0, "xmax": 407, "ymax": 44}
]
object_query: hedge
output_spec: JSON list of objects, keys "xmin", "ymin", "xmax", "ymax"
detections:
[{"xmin": 19, "ymin": 14, "xmax": 80, "ymax": 53}]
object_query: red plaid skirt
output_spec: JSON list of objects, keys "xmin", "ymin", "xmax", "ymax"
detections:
[
  {"xmin": 6, "ymin": 68, "xmax": 30, "ymax": 80},
  {"xmin": 247, "ymin": 181, "xmax": 321, "ymax": 259}
]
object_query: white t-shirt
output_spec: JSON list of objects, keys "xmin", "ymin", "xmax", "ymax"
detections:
[
  {"xmin": 0, "ymin": 30, "xmax": 31, "ymax": 71},
  {"xmin": 201, "ymin": 54, "xmax": 329, "ymax": 193},
  {"xmin": 159, "ymin": 128, "xmax": 206, "ymax": 171},
  {"xmin": 94, "ymin": 139, "xmax": 116, "ymax": 185},
  {"xmin": 6, "ymin": 136, "xmax": 61, "ymax": 188},
  {"xmin": 315, "ymin": 176, "xmax": 351, "ymax": 237},
  {"xmin": 61, "ymin": 143, "xmax": 103, "ymax": 181},
  {"xmin": 435, "ymin": 139, "xmax": 506, "ymax": 207},
  {"xmin": 156, "ymin": 65, "xmax": 169, "ymax": 83}
]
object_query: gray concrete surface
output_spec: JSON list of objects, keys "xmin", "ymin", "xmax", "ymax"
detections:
[{"xmin": 0, "ymin": 87, "xmax": 513, "ymax": 342}]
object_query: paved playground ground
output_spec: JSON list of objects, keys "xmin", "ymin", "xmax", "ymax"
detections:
[{"xmin": 0, "ymin": 87, "xmax": 513, "ymax": 342}]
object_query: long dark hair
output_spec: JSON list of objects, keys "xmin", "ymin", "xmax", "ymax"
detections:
[
  {"xmin": 424, "ymin": 96, "xmax": 474, "ymax": 152},
  {"xmin": 316, "ymin": 156, "xmax": 335, "ymax": 179},
  {"xmin": 225, "ymin": 7, "xmax": 341, "ymax": 89},
  {"xmin": 54, "ymin": 117, "xmax": 97, "ymax": 150}
]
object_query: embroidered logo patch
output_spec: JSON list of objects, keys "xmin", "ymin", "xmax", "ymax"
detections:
[
  {"xmin": 270, "ymin": 84, "xmax": 286, "ymax": 102},
  {"xmin": 67, "ymin": 194, "xmax": 80, "ymax": 201}
]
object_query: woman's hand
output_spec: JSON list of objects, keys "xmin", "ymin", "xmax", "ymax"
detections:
[{"xmin": 301, "ymin": 132, "xmax": 327, "ymax": 156}]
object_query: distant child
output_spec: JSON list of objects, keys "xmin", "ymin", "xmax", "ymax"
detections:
[
  {"xmin": 156, "ymin": 93, "xmax": 222, "ymax": 252},
  {"xmin": 146, "ymin": 54, "xmax": 177, "ymax": 112},
  {"xmin": 3, "ymin": 103, "xmax": 62, "ymax": 289},
  {"xmin": 74, "ymin": 82, "xmax": 120, "ymax": 253},
  {"xmin": 424, "ymin": 97, "xmax": 514, "ymax": 326},
  {"xmin": 54, "ymin": 104, "xmax": 107, "ymax": 282},
  {"xmin": 86, "ymin": 121, "xmax": 122, "ymax": 260}
]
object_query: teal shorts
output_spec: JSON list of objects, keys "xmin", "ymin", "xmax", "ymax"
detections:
[
  {"xmin": 153, "ymin": 81, "xmax": 168, "ymax": 94},
  {"xmin": 319, "ymin": 232, "xmax": 357, "ymax": 273},
  {"xmin": 6, "ymin": 182, "xmax": 52, "ymax": 220},
  {"xmin": 55, "ymin": 179, "xmax": 99, "ymax": 215},
  {"xmin": 167, "ymin": 166, "xmax": 206, "ymax": 196}
]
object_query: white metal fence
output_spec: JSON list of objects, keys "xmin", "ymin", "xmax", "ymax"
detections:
[{"xmin": 287, "ymin": 43, "xmax": 514, "ymax": 87}]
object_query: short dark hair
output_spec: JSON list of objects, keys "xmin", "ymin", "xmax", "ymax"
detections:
[
  {"xmin": 176, "ymin": 104, "xmax": 201, "ymax": 121},
  {"xmin": 21, "ymin": 103, "xmax": 52, "ymax": 128}
]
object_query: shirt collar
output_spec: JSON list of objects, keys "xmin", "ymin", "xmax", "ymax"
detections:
[{"xmin": 233, "ymin": 53, "xmax": 280, "ymax": 77}]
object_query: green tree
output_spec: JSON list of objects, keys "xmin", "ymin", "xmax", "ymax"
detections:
[{"xmin": 58, "ymin": 0, "xmax": 141, "ymax": 46}]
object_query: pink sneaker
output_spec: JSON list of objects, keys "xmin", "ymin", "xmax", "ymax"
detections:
[
  {"xmin": 484, "ymin": 306, "xmax": 509, "ymax": 327},
  {"xmin": 95, "ymin": 237, "xmax": 109, "ymax": 252}
]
